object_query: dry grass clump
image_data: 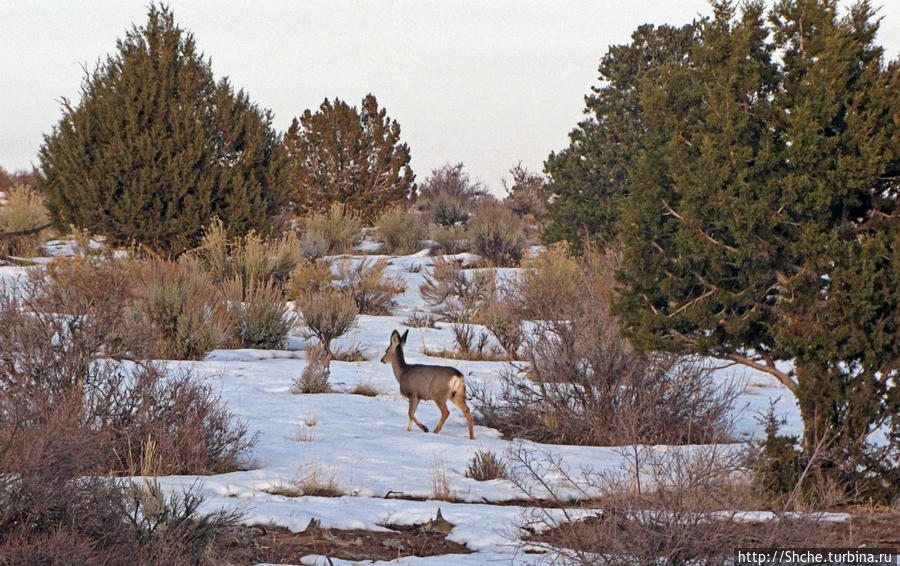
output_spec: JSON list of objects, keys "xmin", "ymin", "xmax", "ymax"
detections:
[
  {"xmin": 430, "ymin": 225, "xmax": 471, "ymax": 255},
  {"xmin": 134, "ymin": 257, "xmax": 232, "ymax": 360},
  {"xmin": 0, "ymin": 184, "xmax": 51, "ymax": 256},
  {"xmin": 430, "ymin": 455, "xmax": 453, "ymax": 501},
  {"xmin": 292, "ymin": 342, "xmax": 334, "ymax": 394},
  {"xmin": 302, "ymin": 203, "xmax": 362, "ymax": 255},
  {"xmin": 419, "ymin": 258, "xmax": 495, "ymax": 322},
  {"xmin": 336, "ymin": 257, "xmax": 406, "ymax": 315},
  {"xmin": 468, "ymin": 200, "xmax": 527, "ymax": 267},
  {"xmin": 349, "ymin": 383, "xmax": 380, "ymax": 397},
  {"xmin": 267, "ymin": 465, "xmax": 342, "ymax": 498},
  {"xmin": 287, "ymin": 258, "xmax": 333, "ymax": 295},
  {"xmin": 193, "ymin": 217, "xmax": 302, "ymax": 288},
  {"xmin": 375, "ymin": 207, "xmax": 428, "ymax": 254},
  {"xmin": 465, "ymin": 449, "xmax": 509, "ymax": 481},
  {"xmin": 425, "ymin": 323, "xmax": 509, "ymax": 362},
  {"xmin": 222, "ymin": 276, "xmax": 296, "ymax": 349}
]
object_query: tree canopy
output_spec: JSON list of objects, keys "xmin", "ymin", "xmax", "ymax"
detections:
[
  {"xmin": 38, "ymin": 4, "xmax": 288, "ymax": 255},
  {"xmin": 547, "ymin": 0, "xmax": 900, "ymax": 498},
  {"xmin": 284, "ymin": 94, "xmax": 415, "ymax": 222}
]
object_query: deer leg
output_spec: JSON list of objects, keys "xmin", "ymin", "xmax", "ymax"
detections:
[
  {"xmin": 433, "ymin": 400, "xmax": 450, "ymax": 434},
  {"xmin": 451, "ymin": 395, "xmax": 475, "ymax": 440},
  {"xmin": 408, "ymin": 396, "xmax": 428, "ymax": 433}
]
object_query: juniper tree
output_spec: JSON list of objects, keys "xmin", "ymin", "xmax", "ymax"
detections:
[
  {"xmin": 550, "ymin": 0, "xmax": 900, "ymax": 499},
  {"xmin": 38, "ymin": 4, "xmax": 288, "ymax": 255},
  {"xmin": 284, "ymin": 94, "xmax": 415, "ymax": 222}
]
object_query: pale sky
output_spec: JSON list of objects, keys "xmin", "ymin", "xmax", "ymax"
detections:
[{"xmin": 2, "ymin": 1, "xmax": 899, "ymax": 194}]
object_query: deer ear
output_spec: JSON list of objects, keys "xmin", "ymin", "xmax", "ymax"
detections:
[
  {"xmin": 400, "ymin": 329, "xmax": 409, "ymax": 344},
  {"xmin": 390, "ymin": 330, "xmax": 401, "ymax": 344}
]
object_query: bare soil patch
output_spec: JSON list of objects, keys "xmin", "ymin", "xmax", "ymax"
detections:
[{"xmin": 222, "ymin": 512, "xmax": 472, "ymax": 564}]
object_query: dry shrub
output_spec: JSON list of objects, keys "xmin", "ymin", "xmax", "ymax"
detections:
[
  {"xmin": 0, "ymin": 184, "xmax": 51, "ymax": 256},
  {"xmin": 403, "ymin": 311, "xmax": 438, "ymax": 328},
  {"xmin": 349, "ymin": 383, "xmax": 380, "ymax": 397},
  {"xmin": 419, "ymin": 258, "xmax": 495, "ymax": 322},
  {"xmin": 430, "ymin": 455, "xmax": 452, "ymax": 501},
  {"xmin": 0, "ymin": 263, "xmax": 253, "ymax": 477},
  {"xmin": 287, "ymin": 258, "xmax": 333, "ymax": 296},
  {"xmin": 336, "ymin": 257, "xmax": 406, "ymax": 315},
  {"xmin": 375, "ymin": 207, "xmax": 428, "ymax": 254},
  {"xmin": 223, "ymin": 276, "xmax": 296, "ymax": 349},
  {"xmin": 133, "ymin": 257, "xmax": 232, "ymax": 360},
  {"xmin": 299, "ymin": 228, "xmax": 330, "ymax": 260},
  {"xmin": 296, "ymin": 291, "xmax": 358, "ymax": 358},
  {"xmin": 302, "ymin": 203, "xmax": 362, "ymax": 255},
  {"xmin": 193, "ymin": 217, "xmax": 302, "ymax": 288},
  {"xmin": 267, "ymin": 464, "xmax": 342, "ymax": 498},
  {"xmin": 290, "ymin": 343, "xmax": 329, "ymax": 398},
  {"xmin": 465, "ymin": 449, "xmax": 508, "ymax": 481},
  {"xmin": 473, "ymin": 247, "xmax": 737, "ymax": 446},
  {"xmin": 426, "ymin": 323, "xmax": 508, "ymax": 361},
  {"xmin": 515, "ymin": 241, "xmax": 581, "ymax": 320},
  {"xmin": 513, "ymin": 444, "xmax": 819, "ymax": 565},
  {"xmin": 416, "ymin": 163, "xmax": 488, "ymax": 227},
  {"xmin": 478, "ymin": 297, "xmax": 523, "ymax": 359},
  {"xmin": 468, "ymin": 200, "xmax": 527, "ymax": 267},
  {"xmin": 430, "ymin": 225, "xmax": 471, "ymax": 255}
]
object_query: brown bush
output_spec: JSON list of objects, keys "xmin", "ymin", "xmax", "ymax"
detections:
[
  {"xmin": 430, "ymin": 225, "xmax": 471, "ymax": 255},
  {"xmin": 287, "ymin": 258, "xmax": 334, "ymax": 296},
  {"xmin": 415, "ymin": 163, "xmax": 488, "ymax": 227},
  {"xmin": 193, "ymin": 217, "xmax": 302, "ymax": 288},
  {"xmin": 223, "ymin": 276, "xmax": 296, "ymax": 350},
  {"xmin": 297, "ymin": 290, "xmax": 358, "ymax": 358},
  {"xmin": 513, "ymin": 444, "xmax": 819, "ymax": 565},
  {"xmin": 0, "ymin": 185, "xmax": 51, "ymax": 257},
  {"xmin": 375, "ymin": 206, "xmax": 428, "ymax": 254},
  {"xmin": 419, "ymin": 258, "xmax": 495, "ymax": 322},
  {"xmin": 302, "ymin": 203, "xmax": 362, "ymax": 255},
  {"xmin": 133, "ymin": 257, "xmax": 232, "ymax": 360},
  {"xmin": 336, "ymin": 257, "xmax": 406, "ymax": 315},
  {"xmin": 472, "ymin": 247, "xmax": 738, "ymax": 446},
  {"xmin": 468, "ymin": 200, "xmax": 527, "ymax": 267}
]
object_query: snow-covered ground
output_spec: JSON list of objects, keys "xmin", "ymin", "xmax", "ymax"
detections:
[{"xmin": 0, "ymin": 247, "xmax": 810, "ymax": 565}]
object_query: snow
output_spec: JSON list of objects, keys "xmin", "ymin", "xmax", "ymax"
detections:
[{"xmin": 3, "ymin": 247, "xmax": 818, "ymax": 565}]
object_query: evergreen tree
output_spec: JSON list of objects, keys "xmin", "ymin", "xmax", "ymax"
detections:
[
  {"xmin": 284, "ymin": 94, "xmax": 415, "ymax": 222},
  {"xmin": 543, "ymin": 22, "xmax": 697, "ymax": 249},
  {"xmin": 38, "ymin": 4, "xmax": 288, "ymax": 255},
  {"xmin": 553, "ymin": 0, "xmax": 900, "ymax": 498}
]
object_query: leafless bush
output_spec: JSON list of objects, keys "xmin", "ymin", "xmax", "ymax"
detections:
[
  {"xmin": 222, "ymin": 276, "xmax": 296, "ymax": 349},
  {"xmin": 297, "ymin": 292, "xmax": 358, "ymax": 359},
  {"xmin": 468, "ymin": 199, "xmax": 527, "ymax": 266},
  {"xmin": 299, "ymin": 228, "xmax": 330, "ymax": 260},
  {"xmin": 511, "ymin": 444, "xmax": 820, "ymax": 565},
  {"xmin": 479, "ymin": 297, "xmax": 523, "ymax": 359},
  {"xmin": 419, "ymin": 258, "xmax": 495, "ymax": 322},
  {"xmin": 465, "ymin": 449, "xmax": 508, "ymax": 481},
  {"xmin": 0, "ymin": 266, "xmax": 254, "ymax": 477},
  {"xmin": 473, "ymin": 246, "xmax": 738, "ymax": 446},
  {"xmin": 336, "ymin": 257, "xmax": 405, "ymax": 315},
  {"xmin": 375, "ymin": 207, "xmax": 428, "ymax": 254},
  {"xmin": 416, "ymin": 163, "xmax": 489, "ymax": 227},
  {"xmin": 403, "ymin": 311, "xmax": 438, "ymax": 328}
]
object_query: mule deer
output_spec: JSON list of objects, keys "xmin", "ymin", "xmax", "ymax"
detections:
[{"xmin": 380, "ymin": 329, "xmax": 475, "ymax": 439}]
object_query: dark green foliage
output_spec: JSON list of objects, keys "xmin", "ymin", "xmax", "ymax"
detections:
[
  {"xmin": 543, "ymin": 21, "xmax": 697, "ymax": 249},
  {"xmin": 552, "ymin": 0, "xmax": 900, "ymax": 501},
  {"xmin": 284, "ymin": 94, "xmax": 415, "ymax": 222},
  {"xmin": 38, "ymin": 4, "xmax": 288, "ymax": 255}
]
